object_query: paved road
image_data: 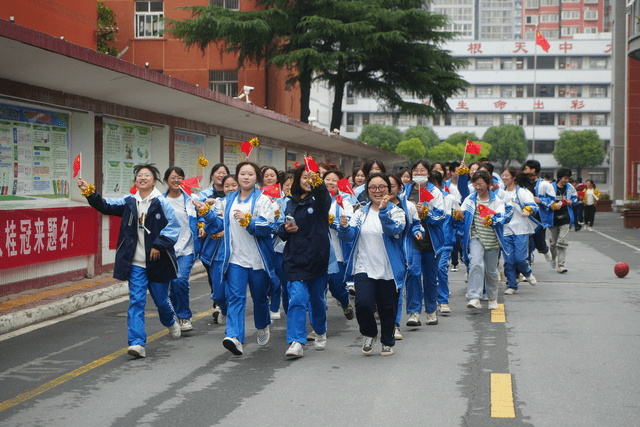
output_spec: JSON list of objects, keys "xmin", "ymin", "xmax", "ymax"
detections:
[{"xmin": 1, "ymin": 214, "xmax": 639, "ymax": 426}]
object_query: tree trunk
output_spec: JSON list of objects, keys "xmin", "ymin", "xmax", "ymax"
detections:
[
  {"xmin": 576, "ymin": 166, "xmax": 582, "ymax": 181},
  {"xmin": 298, "ymin": 64, "xmax": 312, "ymax": 124},
  {"xmin": 330, "ymin": 75, "xmax": 345, "ymax": 132}
]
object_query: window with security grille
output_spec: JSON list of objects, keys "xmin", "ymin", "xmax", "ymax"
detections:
[
  {"xmin": 475, "ymin": 114, "xmax": 494, "ymax": 126},
  {"xmin": 589, "ymin": 57, "xmax": 607, "ymax": 69},
  {"xmin": 589, "ymin": 85, "xmax": 608, "ymax": 98},
  {"xmin": 209, "ymin": 0, "xmax": 240, "ymax": 9},
  {"xmin": 589, "ymin": 114, "xmax": 607, "ymax": 126},
  {"xmin": 476, "ymin": 86, "xmax": 494, "ymax": 98},
  {"xmin": 209, "ymin": 70, "xmax": 239, "ymax": 97},
  {"xmin": 135, "ymin": 1, "xmax": 164, "ymax": 38}
]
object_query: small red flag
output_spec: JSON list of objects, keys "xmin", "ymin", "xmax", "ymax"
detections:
[
  {"xmin": 328, "ymin": 189, "xmax": 335, "ymax": 197},
  {"xmin": 336, "ymin": 194, "xmax": 344, "ymax": 209},
  {"xmin": 180, "ymin": 177, "xmax": 200, "ymax": 197},
  {"xmin": 294, "ymin": 161, "xmax": 300, "ymax": 168},
  {"xmin": 560, "ymin": 199, "xmax": 568, "ymax": 206},
  {"xmin": 240, "ymin": 141, "xmax": 253, "ymax": 156},
  {"xmin": 72, "ymin": 153, "xmax": 81, "ymax": 178},
  {"xmin": 465, "ymin": 140, "xmax": 482, "ymax": 155},
  {"xmin": 337, "ymin": 178, "xmax": 356, "ymax": 196},
  {"xmin": 477, "ymin": 204, "xmax": 496, "ymax": 217},
  {"xmin": 444, "ymin": 184, "xmax": 449, "ymax": 194},
  {"xmin": 536, "ymin": 31, "xmax": 550, "ymax": 53},
  {"xmin": 491, "ymin": 184, "xmax": 500, "ymax": 192},
  {"xmin": 130, "ymin": 185, "xmax": 138, "ymax": 195},
  {"xmin": 261, "ymin": 184, "xmax": 281, "ymax": 199},
  {"xmin": 420, "ymin": 188, "xmax": 434, "ymax": 203},
  {"xmin": 304, "ymin": 156, "xmax": 319, "ymax": 173}
]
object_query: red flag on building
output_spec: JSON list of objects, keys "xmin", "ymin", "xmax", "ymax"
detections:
[
  {"xmin": 420, "ymin": 188, "xmax": 434, "ymax": 203},
  {"xmin": 72, "ymin": 153, "xmax": 81, "ymax": 178},
  {"xmin": 536, "ymin": 31, "xmax": 550, "ymax": 53},
  {"xmin": 261, "ymin": 184, "xmax": 281, "ymax": 198},
  {"xmin": 337, "ymin": 178, "xmax": 356, "ymax": 196},
  {"xmin": 465, "ymin": 140, "xmax": 482, "ymax": 155},
  {"xmin": 180, "ymin": 177, "xmax": 200, "ymax": 196},
  {"xmin": 477, "ymin": 204, "xmax": 496, "ymax": 217}
]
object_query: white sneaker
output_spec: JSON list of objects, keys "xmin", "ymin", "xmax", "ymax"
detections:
[
  {"xmin": 406, "ymin": 312, "xmax": 421, "ymax": 327},
  {"xmin": 544, "ymin": 251, "xmax": 552, "ymax": 262},
  {"xmin": 218, "ymin": 313, "xmax": 227, "ymax": 325},
  {"xmin": 527, "ymin": 274, "xmax": 537, "ymax": 286},
  {"xmin": 381, "ymin": 345, "xmax": 394, "ymax": 356},
  {"xmin": 168, "ymin": 320, "xmax": 181, "ymax": 339},
  {"xmin": 488, "ymin": 299, "xmax": 499, "ymax": 310},
  {"xmin": 270, "ymin": 310, "xmax": 281, "ymax": 320},
  {"xmin": 467, "ymin": 299, "xmax": 481, "ymax": 309},
  {"xmin": 178, "ymin": 318, "xmax": 193, "ymax": 331},
  {"xmin": 286, "ymin": 341, "xmax": 303, "ymax": 358},
  {"xmin": 348, "ymin": 285, "xmax": 356, "ymax": 296},
  {"xmin": 362, "ymin": 336, "xmax": 376, "ymax": 355},
  {"xmin": 520, "ymin": 273, "xmax": 527, "ymax": 282},
  {"xmin": 314, "ymin": 333, "xmax": 327, "ymax": 350},
  {"xmin": 394, "ymin": 326, "xmax": 403, "ymax": 340},
  {"xmin": 465, "ymin": 272, "xmax": 469, "ymax": 283},
  {"xmin": 127, "ymin": 345, "xmax": 146, "ymax": 358},
  {"xmin": 504, "ymin": 288, "xmax": 517, "ymax": 295},
  {"xmin": 223, "ymin": 336, "xmax": 243, "ymax": 355},
  {"xmin": 557, "ymin": 266, "xmax": 568, "ymax": 274},
  {"xmin": 426, "ymin": 311, "xmax": 438, "ymax": 325},
  {"xmin": 212, "ymin": 306, "xmax": 221, "ymax": 323},
  {"xmin": 451, "ymin": 265, "xmax": 458, "ymax": 272},
  {"xmin": 439, "ymin": 303, "xmax": 451, "ymax": 314},
  {"xmin": 307, "ymin": 330, "xmax": 317, "ymax": 341},
  {"xmin": 257, "ymin": 326, "xmax": 270, "ymax": 346}
]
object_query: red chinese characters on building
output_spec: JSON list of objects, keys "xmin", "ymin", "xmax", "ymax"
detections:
[
  {"xmin": 570, "ymin": 100, "xmax": 585, "ymax": 110},
  {"xmin": 1, "ymin": 207, "xmax": 98, "ymax": 269},
  {"xmin": 513, "ymin": 42, "xmax": 528, "ymax": 54},
  {"xmin": 456, "ymin": 101, "xmax": 469, "ymax": 110},
  {"xmin": 534, "ymin": 100, "xmax": 545, "ymax": 110},
  {"xmin": 467, "ymin": 43, "xmax": 482, "ymax": 54},
  {"xmin": 605, "ymin": 44, "xmax": 612, "ymax": 53},
  {"xmin": 494, "ymin": 100, "xmax": 507, "ymax": 110},
  {"xmin": 559, "ymin": 42, "xmax": 573, "ymax": 54}
]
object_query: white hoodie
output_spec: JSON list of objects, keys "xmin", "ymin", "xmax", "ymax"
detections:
[{"xmin": 132, "ymin": 187, "xmax": 163, "ymax": 268}]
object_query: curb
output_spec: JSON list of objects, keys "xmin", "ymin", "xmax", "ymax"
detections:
[{"xmin": 0, "ymin": 262, "xmax": 206, "ymax": 335}]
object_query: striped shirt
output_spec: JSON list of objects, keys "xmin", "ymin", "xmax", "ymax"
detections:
[{"xmin": 470, "ymin": 200, "xmax": 500, "ymax": 250}]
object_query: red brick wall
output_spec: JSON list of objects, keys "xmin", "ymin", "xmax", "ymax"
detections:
[{"xmin": 627, "ymin": 57, "xmax": 640, "ymax": 199}]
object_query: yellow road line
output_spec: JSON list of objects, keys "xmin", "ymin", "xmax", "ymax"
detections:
[
  {"xmin": 0, "ymin": 308, "xmax": 213, "ymax": 413},
  {"xmin": 491, "ymin": 373, "xmax": 516, "ymax": 418},
  {"xmin": 0, "ymin": 277, "xmax": 115, "ymax": 312},
  {"xmin": 491, "ymin": 303, "xmax": 506, "ymax": 322}
]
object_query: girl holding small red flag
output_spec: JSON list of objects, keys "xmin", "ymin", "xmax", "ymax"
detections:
[{"xmin": 453, "ymin": 170, "xmax": 508, "ymax": 310}]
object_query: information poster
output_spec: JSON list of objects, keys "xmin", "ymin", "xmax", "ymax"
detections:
[
  {"xmin": 223, "ymin": 140, "xmax": 242, "ymax": 173},
  {"xmin": 174, "ymin": 131, "xmax": 205, "ymax": 183},
  {"xmin": 0, "ymin": 103, "xmax": 70, "ymax": 199},
  {"xmin": 103, "ymin": 120, "xmax": 151, "ymax": 197}
]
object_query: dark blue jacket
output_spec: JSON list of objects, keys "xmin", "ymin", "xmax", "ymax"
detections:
[
  {"xmin": 86, "ymin": 190, "xmax": 180, "ymax": 282},
  {"xmin": 278, "ymin": 182, "xmax": 332, "ymax": 282}
]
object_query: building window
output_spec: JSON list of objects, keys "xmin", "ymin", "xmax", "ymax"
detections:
[
  {"xmin": 532, "ymin": 113, "xmax": 554, "ymax": 126},
  {"xmin": 476, "ymin": 59, "xmax": 494, "ymax": 70},
  {"xmin": 455, "ymin": 88, "xmax": 469, "ymax": 97},
  {"xmin": 455, "ymin": 114, "xmax": 468, "ymax": 126},
  {"xmin": 529, "ymin": 140, "xmax": 555, "ymax": 154},
  {"xmin": 433, "ymin": 115, "xmax": 440, "ymax": 126},
  {"xmin": 209, "ymin": 70, "xmax": 238, "ymax": 97},
  {"xmin": 561, "ymin": 27, "xmax": 579, "ymax": 36},
  {"xmin": 209, "ymin": 0, "xmax": 240, "ymax": 9},
  {"xmin": 561, "ymin": 11, "xmax": 580, "ymax": 20},
  {"xmin": 559, "ymin": 57, "xmax": 582, "ymax": 69},
  {"xmin": 584, "ymin": 10, "xmax": 598, "ymax": 20},
  {"xmin": 501, "ymin": 86, "xmax": 513, "ymax": 98},
  {"xmin": 528, "ymin": 56, "xmax": 555, "ymax": 69},
  {"xmin": 372, "ymin": 114, "xmax": 386, "ymax": 125},
  {"xmin": 589, "ymin": 114, "xmax": 607, "ymax": 126},
  {"xmin": 362, "ymin": 113, "xmax": 370, "ymax": 126},
  {"xmin": 476, "ymin": 86, "xmax": 494, "ymax": 98},
  {"xmin": 525, "ymin": 16, "xmax": 538, "ymax": 25},
  {"xmin": 475, "ymin": 114, "xmax": 494, "ymax": 126},
  {"xmin": 583, "ymin": 0, "xmax": 598, "ymax": 3},
  {"xmin": 589, "ymin": 57, "xmax": 607, "ymax": 69},
  {"xmin": 516, "ymin": 57, "xmax": 525, "ymax": 69},
  {"xmin": 500, "ymin": 58, "xmax": 514, "ymax": 70},
  {"xmin": 541, "ymin": 29, "xmax": 559, "ymax": 39},
  {"xmin": 590, "ymin": 85, "xmax": 608, "ymax": 98},
  {"xmin": 346, "ymin": 113, "xmax": 355, "ymax": 132},
  {"xmin": 397, "ymin": 114, "xmax": 411, "ymax": 127},
  {"xmin": 525, "ymin": 0, "xmax": 539, "ymax": 8},
  {"xmin": 135, "ymin": 1, "xmax": 164, "ymax": 38},
  {"xmin": 541, "ymin": 0, "xmax": 558, "ymax": 5},
  {"xmin": 588, "ymin": 171, "xmax": 606, "ymax": 183},
  {"xmin": 558, "ymin": 85, "xmax": 582, "ymax": 97},
  {"xmin": 584, "ymin": 27, "xmax": 598, "ymax": 34},
  {"xmin": 417, "ymin": 115, "xmax": 427, "ymax": 126},
  {"xmin": 540, "ymin": 14, "xmax": 559, "ymax": 23},
  {"xmin": 559, "ymin": 113, "xmax": 582, "ymax": 126},
  {"xmin": 516, "ymin": 86, "xmax": 524, "ymax": 98},
  {"xmin": 501, "ymin": 114, "xmax": 523, "ymax": 125},
  {"xmin": 444, "ymin": 114, "xmax": 452, "ymax": 126},
  {"xmin": 562, "ymin": 0, "xmax": 579, "ymax": 3}
]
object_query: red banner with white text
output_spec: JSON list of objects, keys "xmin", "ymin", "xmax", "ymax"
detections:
[{"xmin": 0, "ymin": 207, "xmax": 99, "ymax": 269}]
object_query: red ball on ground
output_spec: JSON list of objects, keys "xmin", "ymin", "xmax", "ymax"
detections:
[{"xmin": 614, "ymin": 262, "xmax": 629, "ymax": 278}]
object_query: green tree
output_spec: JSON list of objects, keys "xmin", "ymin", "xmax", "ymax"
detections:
[
  {"xmin": 396, "ymin": 138, "xmax": 427, "ymax": 160},
  {"xmin": 165, "ymin": 1, "xmax": 468, "ymax": 125},
  {"xmin": 483, "ymin": 125, "xmax": 528, "ymax": 170},
  {"xmin": 402, "ymin": 125, "xmax": 441, "ymax": 152},
  {"xmin": 553, "ymin": 129, "xmax": 606, "ymax": 180},
  {"xmin": 428, "ymin": 142, "xmax": 462, "ymax": 162},
  {"xmin": 97, "ymin": 2, "xmax": 118, "ymax": 57},
  {"xmin": 441, "ymin": 132, "xmax": 490, "ymax": 163},
  {"xmin": 357, "ymin": 124, "xmax": 403, "ymax": 151}
]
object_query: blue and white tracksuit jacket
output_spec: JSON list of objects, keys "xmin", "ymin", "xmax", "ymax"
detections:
[
  {"xmin": 551, "ymin": 182, "xmax": 578, "ymax": 228},
  {"xmin": 535, "ymin": 178, "xmax": 557, "ymax": 229}
]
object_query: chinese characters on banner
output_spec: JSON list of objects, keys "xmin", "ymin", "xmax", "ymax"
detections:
[
  {"xmin": 223, "ymin": 140, "xmax": 243, "ymax": 172},
  {"xmin": 0, "ymin": 103, "xmax": 70, "ymax": 198},
  {"xmin": 0, "ymin": 207, "xmax": 98, "ymax": 270},
  {"xmin": 174, "ymin": 131, "xmax": 205, "ymax": 183},
  {"xmin": 103, "ymin": 120, "xmax": 152, "ymax": 198}
]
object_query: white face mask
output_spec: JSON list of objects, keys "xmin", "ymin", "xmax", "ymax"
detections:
[{"xmin": 412, "ymin": 175, "xmax": 428, "ymax": 186}]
